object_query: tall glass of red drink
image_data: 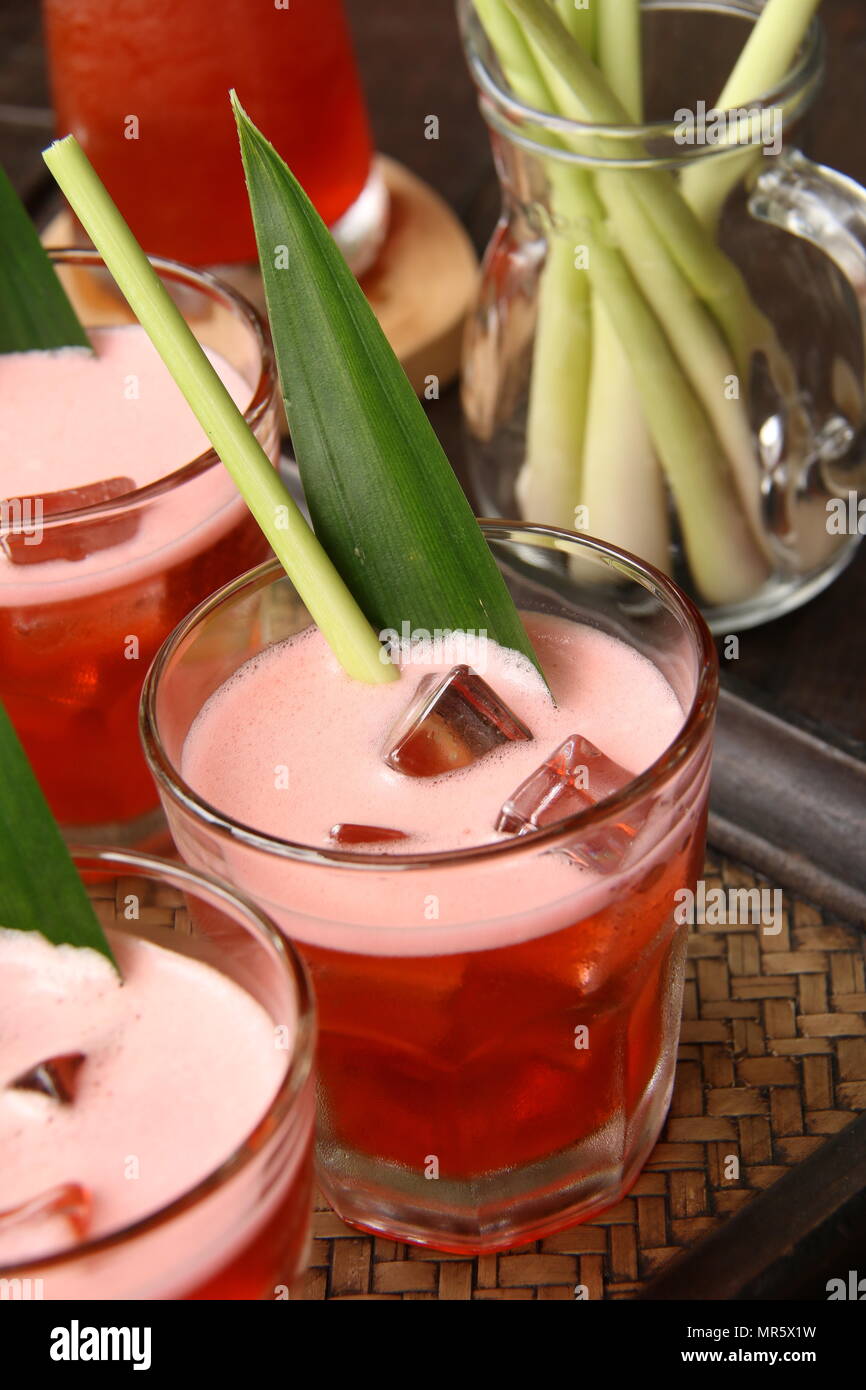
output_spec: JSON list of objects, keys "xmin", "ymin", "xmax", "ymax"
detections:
[
  {"xmin": 142, "ymin": 525, "xmax": 718, "ymax": 1253},
  {"xmin": 0, "ymin": 249, "xmax": 279, "ymax": 844}
]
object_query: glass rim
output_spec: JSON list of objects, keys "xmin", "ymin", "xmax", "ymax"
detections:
[
  {"xmin": 459, "ymin": 0, "xmax": 825, "ymax": 170},
  {"xmin": 140, "ymin": 520, "xmax": 720, "ymax": 872},
  {"xmin": 0, "ymin": 844, "xmax": 315, "ymax": 1279},
  {"xmin": 2, "ymin": 248, "xmax": 276, "ymax": 532}
]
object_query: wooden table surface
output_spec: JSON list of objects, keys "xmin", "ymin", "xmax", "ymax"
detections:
[{"xmin": 3, "ymin": 0, "xmax": 865, "ymax": 756}]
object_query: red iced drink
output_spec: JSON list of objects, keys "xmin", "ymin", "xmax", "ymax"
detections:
[
  {"xmin": 0, "ymin": 850, "xmax": 315, "ymax": 1300},
  {"xmin": 0, "ymin": 252, "xmax": 279, "ymax": 840},
  {"xmin": 143, "ymin": 528, "xmax": 718, "ymax": 1253}
]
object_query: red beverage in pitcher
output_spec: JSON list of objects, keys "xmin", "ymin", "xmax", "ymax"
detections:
[{"xmin": 42, "ymin": 0, "xmax": 377, "ymax": 267}]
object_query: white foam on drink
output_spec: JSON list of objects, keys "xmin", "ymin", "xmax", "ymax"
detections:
[
  {"xmin": 0, "ymin": 326, "xmax": 256, "ymax": 606},
  {"xmin": 0, "ymin": 927, "xmax": 288, "ymax": 1276},
  {"xmin": 177, "ymin": 616, "xmax": 703, "ymax": 958}
]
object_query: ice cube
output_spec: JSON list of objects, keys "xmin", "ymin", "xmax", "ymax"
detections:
[
  {"xmin": 0, "ymin": 1183, "xmax": 92, "ymax": 1246},
  {"xmin": 330, "ymin": 823, "xmax": 410, "ymax": 846},
  {"xmin": 1, "ymin": 477, "xmax": 138, "ymax": 565},
  {"xmin": 384, "ymin": 665, "xmax": 532, "ymax": 777},
  {"xmin": 11, "ymin": 1053, "xmax": 85, "ymax": 1104},
  {"xmin": 562, "ymin": 820, "xmax": 640, "ymax": 874},
  {"xmin": 496, "ymin": 734, "xmax": 644, "ymax": 873}
]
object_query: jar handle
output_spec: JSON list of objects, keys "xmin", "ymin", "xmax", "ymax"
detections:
[{"xmin": 749, "ymin": 147, "xmax": 866, "ymax": 342}]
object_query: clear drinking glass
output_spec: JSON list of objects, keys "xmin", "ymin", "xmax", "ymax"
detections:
[
  {"xmin": 460, "ymin": 0, "xmax": 866, "ymax": 632},
  {"xmin": 0, "ymin": 249, "xmax": 279, "ymax": 844},
  {"xmin": 0, "ymin": 847, "xmax": 316, "ymax": 1300},
  {"xmin": 141, "ymin": 524, "xmax": 718, "ymax": 1253}
]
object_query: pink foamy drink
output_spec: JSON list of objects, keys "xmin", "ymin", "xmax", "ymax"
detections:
[
  {"xmin": 0, "ymin": 326, "xmax": 251, "ymax": 582},
  {"xmin": 182, "ymin": 615, "xmax": 678, "ymax": 872},
  {"xmin": 0, "ymin": 253, "xmax": 280, "ymax": 840},
  {"xmin": 0, "ymin": 851, "xmax": 316, "ymax": 1300},
  {"xmin": 144, "ymin": 529, "xmax": 718, "ymax": 1254}
]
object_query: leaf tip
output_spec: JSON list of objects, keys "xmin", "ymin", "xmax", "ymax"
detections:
[{"xmin": 229, "ymin": 90, "xmax": 254, "ymax": 139}]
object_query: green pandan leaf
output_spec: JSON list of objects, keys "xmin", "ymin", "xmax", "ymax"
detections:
[
  {"xmin": 0, "ymin": 702, "xmax": 118, "ymax": 970},
  {"xmin": 0, "ymin": 164, "xmax": 90, "ymax": 352},
  {"xmin": 232, "ymin": 95, "xmax": 542, "ymax": 677}
]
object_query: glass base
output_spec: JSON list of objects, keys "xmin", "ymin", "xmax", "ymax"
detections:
[
  {"xmin": 61, "ymin": 803, "xmax": 171, "ymax": 853},
  {"xmin": 474, "ymin": 480, "xmax": 862, "ymax": 634},
  {"xmin": 204, "ymin": 163, "xmax": 389, "ymax": 318},
  {"xmin": 330, "ymin": 162, "xmax": 390, "ymax": 278},
  {"xmin": 698, "ymin": 534, "xmax": 862, "ymax": 634},
  {"xmin": 317, "ymin": 1047, "xmax": 678, "ymax": 1256}
]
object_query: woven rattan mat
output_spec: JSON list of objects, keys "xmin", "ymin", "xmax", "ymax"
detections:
[{"xmin": 294, "ymin": 850, "xmax": 866, "ymax": 1301}]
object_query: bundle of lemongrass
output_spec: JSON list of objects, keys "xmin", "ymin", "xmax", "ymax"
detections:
[{"xmin": 471, "ymin": 0, "xmax": 823, "ymax": 607}]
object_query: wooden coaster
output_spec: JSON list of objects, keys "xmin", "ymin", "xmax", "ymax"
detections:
[{"xmin": 40, "ymin": 155, "xmax": 478, "ymax": 395}]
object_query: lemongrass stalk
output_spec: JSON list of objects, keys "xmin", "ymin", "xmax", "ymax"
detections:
[
  {"xmin": 476, "ymin": 0, "xmax": 641, "ymax": 549},
  {"xmin": 474, "ymin": 0, "xmax": 590, "ymax": 530},
  {"xmin": 535, "ymin": 1, "xmax": 595, "ymax": 110},
  {"xmin": 571, "ymin": 179, "xmax": 768, "ymax": 603},
  {"xmin": 473, "ymin": 0, "xmax": 549, "ymax": 99},
  {"xmin": 719, "ymin": 0, "xmax": 821, "ymax": 102},
  {"xmin": 634, "ymin": 183, "xmax": 807, "ymax": 521},
  {"xmin": 554, "ymin": 1, "xmax": 594, "ymax": 52},
  {"xmin": 596, "ymin": 170, "xmax": 769, "ymax": 552},
  {"xmin": 475, "ymin": 5, "xmax": 767, "ymax": 602},
  {"xmin": 517, "ymin": 233, "xmax": 592, "ymax": 529},
  {"xmin": 580, "ymin": 294, "xmax": 670, "ymax": 573},
  {"xmin": 43, "ymin": 136, "xmax": 393, "ymax": 686},
  {"xmin": 507, "ymin": 0, "xmax": 626, "ymax": 123},
  {"xmin": 505, "ymin": 0, "xmax": 769, "ymax": 555},
  {"xmin": 508, "ymin": 0, "xmax": 803, "ymax": 562},
  {"xmin": 507, "ymin": 0, "xmax": 748, "ymax": 337},
  {"xmin": 550, "ymin": 154, "xmax": 762, "ymax": 597},
  {"xmin": 631, "ymin": 165, "xmax": 793, "ymax": 387},
  {"xmin": 597, "ymin": 0, "xmax": 643, "ymax": 122},
  {"xmin": 505, "ymin": 0, "xmax": 791, "ymax": 383},
  {"xmin": 682, "ymin": 0, "xmax": 822, "ymax": 232},
  {"xmin": 579, "ymin": 0, "xmax": 670, "ymax": 571},
  {"xmin": 505, "ymin": 4, "xmax": 596, "ymax": 529}
]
